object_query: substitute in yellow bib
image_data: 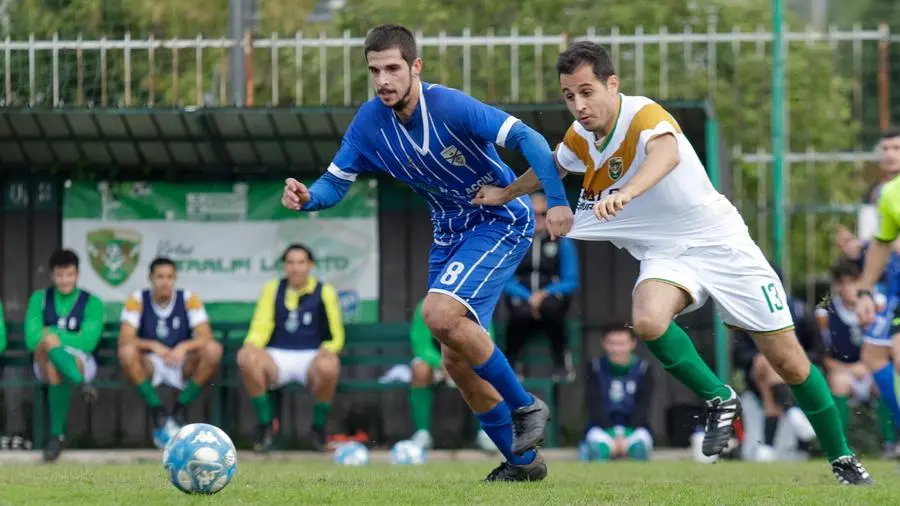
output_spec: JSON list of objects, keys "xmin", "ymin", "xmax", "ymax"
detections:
[{"xmin": 238, "ymin": 243, "xmax": 344, "ymax": 453}]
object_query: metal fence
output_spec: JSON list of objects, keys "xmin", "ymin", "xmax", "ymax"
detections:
[{"xmin": 0, "ymin": 26, "xmax": 893, "ymax": 301}]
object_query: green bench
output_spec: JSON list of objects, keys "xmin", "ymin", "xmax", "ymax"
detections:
[{"xmin": 0, "ymin": 320, "xmax": 581, "ymax": 449}]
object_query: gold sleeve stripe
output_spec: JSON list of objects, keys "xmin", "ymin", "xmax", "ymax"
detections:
[
  {"xmin": 582, "ymin": 103, "xmax": 681, "ymax": 197},
  {"xmin": 563, "ymin": 125, "xmax": 592, "ymax": 171}
]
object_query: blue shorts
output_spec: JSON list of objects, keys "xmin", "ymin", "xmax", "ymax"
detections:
[
  {"xmin": 864, "ymin": 295, "xmax": 899, "ymax": 347},
  {"xmin": 427, "ymin": 224, "xmax": 532, "ymax": 329}
]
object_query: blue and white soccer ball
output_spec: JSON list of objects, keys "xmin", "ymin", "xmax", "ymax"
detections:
[
  {"xmin": 333, "ymin": 441, "xmax": 369, "ymax": 466},
  {"xmin": 162, "ymin": 423, "xmax": 237, "ymax": 495},
  {"xmin": 390, "ymin": 440, "xmax": 426, "ymax": 465}
]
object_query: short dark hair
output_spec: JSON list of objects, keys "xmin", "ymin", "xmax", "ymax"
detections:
[
  {"xmin": 149, "ymin": 257, "xmax": 176, "ymax": 275},
  {"xmin": 600, "ymin": 321, "xmax": 635, "ymax": 340},
  {"xmin": 556, "ymin": 41, "xmax": 616, "ymax": 82},
  {"xmin": 49, "ymin": 249, "xmax": 79, "ymax": 271},
  {"xmin": 282, "ymin": 243, "xmax": 315, "ymax": 262},
  {"xmin": 364, "ymin": 24, "xmax": 417, "ymax": 66},
  {"xmin": 881, "ymin": 128, "xmax": 900, "ymax": 142},
  {"xmin": 830, "ymin": 258, "xmax": 861, "ymax": 281}
]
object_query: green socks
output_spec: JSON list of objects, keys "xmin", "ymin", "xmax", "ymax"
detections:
[
  {"xmin": 644, "ymin": 322, "xmax": 731, "ymax": 401},
  {"xmin": 48, "ymin": 384, "xmax": 71, "ymax": 437},
  {"xmin": 251, "ymin": 393, "xmax": 273, "ymax": 425},
  {"xmin": 790, "ymin": 366, "xmax": 853, "ymax": 461},
  {"xmin": 409, "ymin": 386, "xmax": 433, "ymax": 432},
  {"xmin": 313, "ymin": 402, "xmax": 332, "ymax": 430},
  {"xmin": 177, "ymin": 379, "xmax": 201, "ymax": 406},
  {"xmin": 137, "ymin": 380, "xmax": 163, "ymax": 408},
  {"xmin": 876, "ymin": 398, "xmax": 896, "ymax": 443},
  {"xmin": 47, "ymin": 347, "xmax": 84, "ymax": 385},
  {"xmin": 833, "ymin": 394, "xmax": 849, "ymax": 431}
]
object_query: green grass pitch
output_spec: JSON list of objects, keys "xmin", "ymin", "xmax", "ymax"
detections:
[{"xmin": 0, "ymin": 458, "xmax": 898, "ymax": 505}]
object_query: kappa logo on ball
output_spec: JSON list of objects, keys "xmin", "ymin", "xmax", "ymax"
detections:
[{"xmin": 86, "ymin": 228, "xmax": 142, "ymax": 288}]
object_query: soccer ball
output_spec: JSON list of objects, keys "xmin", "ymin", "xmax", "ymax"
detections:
[
  {"xmin": 390, "ymin": 440, "xmax": 426, "ymax": 465},
  {"xmin": 162, "ymin": 423, "xmax": 237, "ymax": 494},
  {"xmin": 333, "ymin": 441, "xmax": 369, "ymax": 466}
]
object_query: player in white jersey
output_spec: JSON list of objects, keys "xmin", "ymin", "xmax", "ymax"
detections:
[
  {"xmin": 473, "ymin": 41, "xmax": 871, "ymax": 485},
  {"xmin": 118, "ymin": 257, "xmax": 223, "ymax": 448}
]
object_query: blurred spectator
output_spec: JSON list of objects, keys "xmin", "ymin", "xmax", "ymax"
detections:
[
  {"xmin": 732, "ymin": 264, "xmax": 820, "ymax": 461},
  {"xmin": 580, "ymin": 324, "xmax": 653, "ymax": 461},
  {"xmin": 24, "ymin": 249, "xmax": 104, "ymax": 462},
  {"xmin": 858, "ymin": 128, "xmax": 900, "ymax": 240},
  {"xmin": 117, "ymin": 257, "xmax": 223, "ymax": 449},
  {"xmin": 407, "ymin": 297, "xmax": 496, "ymax": 452},
  {"xmin": 238, "ymin": 244, "xmax": 344, "ymax": 453},
  {"xmin": 502, "ymin": 192, "xmax": 579, "ymax": 381},
  {"xmin": 817, "ymin": 259, "xmax": 897, "ymax": 456}
]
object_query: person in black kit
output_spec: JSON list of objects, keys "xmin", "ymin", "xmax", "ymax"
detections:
[
  {"xmin": 733, "ymin": 264, "xmax": 823, "ymax": 461},
  {"xmin": 503, "ymin": 192, "xmax": 580, "ymax": 381},
  {"xmin": 580, "ymin": 324, "xmax": 653, "ymax": 461}
]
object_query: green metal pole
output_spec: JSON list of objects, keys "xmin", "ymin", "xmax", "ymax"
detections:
[
  {"xmin": 771, "ymin": 0, "xmax": 786, "ymax": 268},
  {"xmin": 705, "ymin": 111, "xmax": 729, "ymax": 383}
]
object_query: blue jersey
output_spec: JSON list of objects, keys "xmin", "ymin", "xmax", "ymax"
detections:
[
  {"xmin": 300, "ymin": 82, "xmax": 568, "ymax": 328},
  {"xmin": 319, "ymin": 82, "xmax": 562, "ymax": 243}
]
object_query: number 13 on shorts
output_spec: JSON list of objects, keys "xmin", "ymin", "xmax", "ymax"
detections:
[{"xmin": 760, "ymin": 282, "xmax": 786, "ymax": 313}]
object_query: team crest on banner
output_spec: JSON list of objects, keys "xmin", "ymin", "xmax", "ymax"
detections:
[
  {"xmin": 86, "ymin": 228, "xmax": 142, "ymax": 287},
  {"xmin": 440, "ymin": 145, "xmax": 466, "ymax": 166},
  {"xmin": 608, "ymin": 157, "xmax": 624, "ymax": 181}
]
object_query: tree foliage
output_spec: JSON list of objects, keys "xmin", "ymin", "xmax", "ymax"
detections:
[{"xmin": 3, "ymin": 0, "xmax": 871, "ymax": 286}]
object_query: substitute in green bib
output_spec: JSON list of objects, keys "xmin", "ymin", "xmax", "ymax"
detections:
[
  {"xmin": 238, "ymin": 244, "xmax": 344, "ymax": 453},
  {"xmin": 579, "ymin": 324, "xmax": 654, "ymax": 462},
  {"xmin": 25, "ymin": 249, "xmax": 104, "ymax": 462},
  {"xmin": 407, "ymin": 298, "xmax": 497, "ymax": 452}
]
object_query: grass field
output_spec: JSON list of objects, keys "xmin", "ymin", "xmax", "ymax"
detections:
[{"xmin": 0, "ymin": 456, "xmax": 898, "ymax": 505}]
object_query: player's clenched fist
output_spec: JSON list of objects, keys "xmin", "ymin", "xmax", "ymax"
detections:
[
  {"xmin": 470, "ymin": 185, "xmax": 509, "ymax": 206},
  {"xmin": 282, "ymin": 178, "xmax": 310, "ymax": 210},
  {"xmin": 593, "ymin": 190, "xmax": 633, "ymax": 221},
  {"xmin": 546, "ymin": 205, "xmax": 574, "ymax": 239}
]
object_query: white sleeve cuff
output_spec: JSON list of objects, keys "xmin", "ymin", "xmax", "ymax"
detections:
[
  {"xmin": 327, "ymin": 163, "xmax": 358, "ymax": 181},
  {"xmin": 495, "ymin": 116, "xmax": 520, "ymax": 148}
]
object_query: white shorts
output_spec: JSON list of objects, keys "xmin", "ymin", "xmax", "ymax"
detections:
[
  {"xmin": 850, "ymin": 374, "xmax": 874, "ymax": 403},
  {"xmin": 266, "ymin": 348, "xmax": 318, "ymax": 389},
  {"xmin": 635, "ymin": 240, "xmax": 794, "ymax": 334},
  {"xmin": 33, "ymin": 346, "xmax": 97, "ymax": 383},
  {"xmin": 148, "ymin": 352, "xmax": 187, "ymax": 390},
  {"xmin": 410, "ymin": 357, "xmax": 447, "ymax": 386}
]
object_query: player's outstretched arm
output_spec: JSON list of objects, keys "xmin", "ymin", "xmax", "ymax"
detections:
[
  {"xmin": 283, "ymin": 172, "xmax": 352, "ymax": 212},
  {"xmin": 618, "ymin": 133, "xmax": 680, "ymax": 200},
  {"xmin": 503, "ymin": 122, "xmax": 569, "ymax": 208}
]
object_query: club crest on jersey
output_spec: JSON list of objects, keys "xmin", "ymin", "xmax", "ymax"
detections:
[
  {"xmin": 440, "ymin": 145, "xmax": 466, "ymax": 167},
  {"xmin": 608, "ymin": 157, "xmax": 624, "ymax": 181}
]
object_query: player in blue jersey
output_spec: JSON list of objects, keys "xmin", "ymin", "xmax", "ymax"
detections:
[
  {"xmin": 281, "ymin": 24, "xmax": 573, "ymax": 482},
  {"xmin": 840, "ymin": 222, "xmax": 900, "ymax": 452}
]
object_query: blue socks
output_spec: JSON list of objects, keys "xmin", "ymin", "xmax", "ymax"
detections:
[
  {"xmin": 477, "ymin": 401, "xmax": 536, "ymax": 465},
  {"xmin": 473, "ymin": 347, "xmax": 534, "ymax": 410},
  {"xmin": 873, "ymin": 363, "xmax": 900, "ymax": 426}
]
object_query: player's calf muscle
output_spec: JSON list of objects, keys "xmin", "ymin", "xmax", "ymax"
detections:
[{"xmin": 751, "ymin": 330, "xmax": 809, "ymax": 384}]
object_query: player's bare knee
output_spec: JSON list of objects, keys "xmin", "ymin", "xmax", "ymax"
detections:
[
  {"xmin": 828, "ymin": 370, "xmax": 852, "ymax": 396},
  {"xmin": 631, "ymin": 313, "xmax": 669, "ymax": 341},
  {"xmin": 315, "ymin": 350, "xmax": 341, "ymax": 380},
  {"xmin": 117, "ymin": 342, "xmax": 140, "ymax": 365},
  {"xmin": 237, "ymin": 346, "xmax": 261, "ymax": 372},
  {"xmin": 411, "ymin": 360, "xmax": 433, "ymax": 386},
  {"xmin": 202, "ymin": 340, "xmax": 224, "ymax": 365},
  {"xmin": 422, "ymin": 294, "xmax": 464, "ymax": 342}
]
